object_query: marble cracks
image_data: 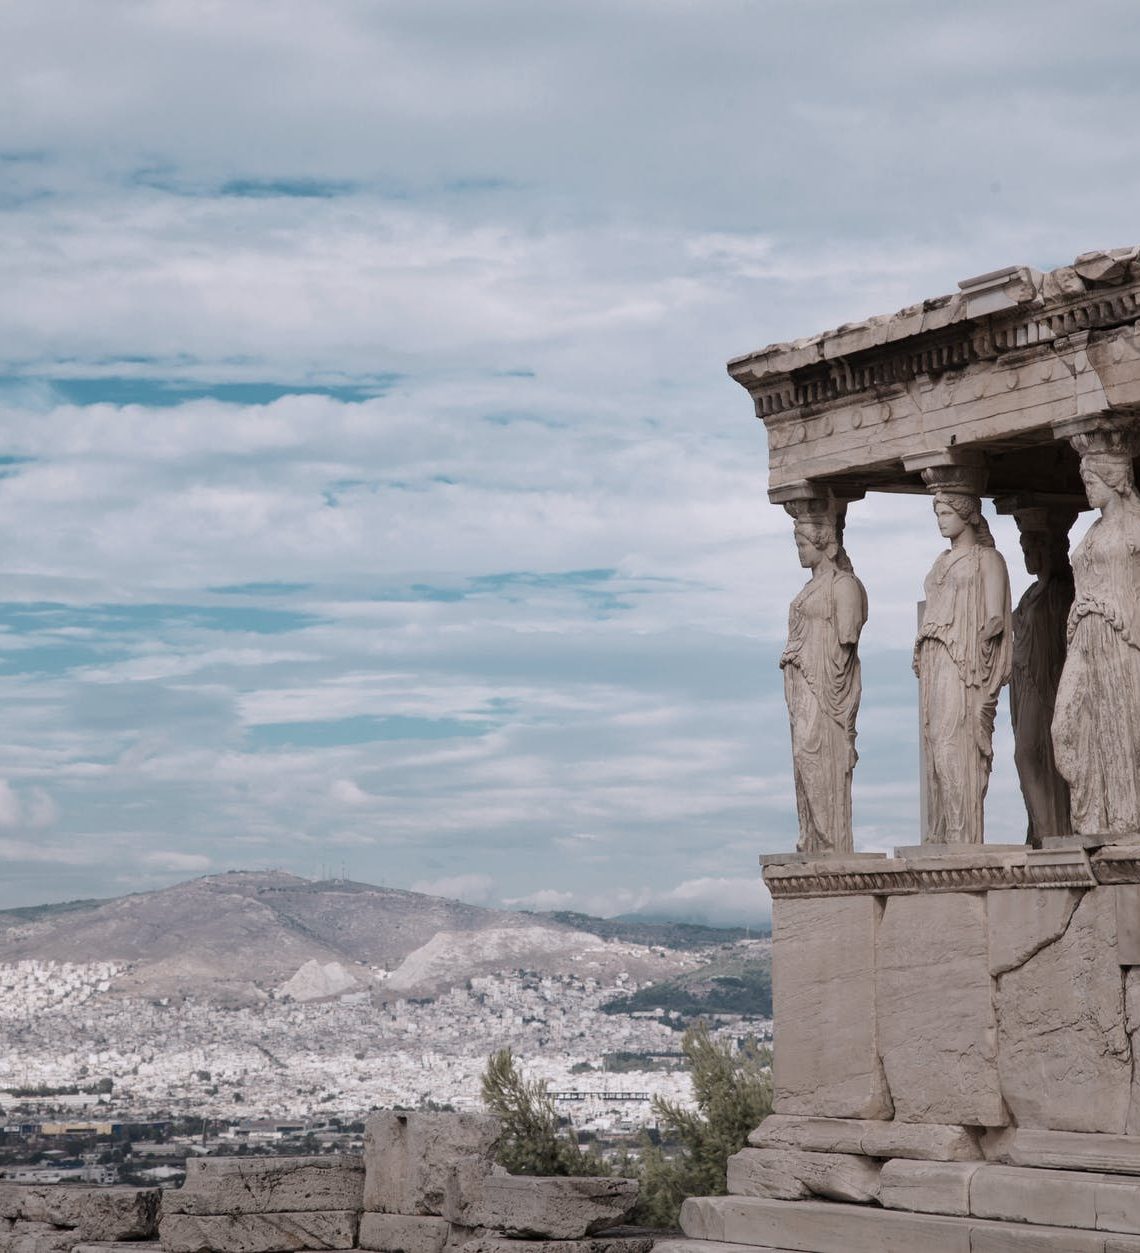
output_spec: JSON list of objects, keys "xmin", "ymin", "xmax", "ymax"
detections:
[
  {"xmin": 1053, "ymin": 421, "xmax": 1140, "ymax": 837},
  {"xmin": 780, "ymin": 496, "xmax": 867, "ymax": 856},
  {"xmin": 914, "ymin": 467, "xmax": 1012, "ymax": 845}
]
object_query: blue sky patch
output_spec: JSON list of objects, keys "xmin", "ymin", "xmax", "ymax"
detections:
[
  {"xmin": 0, "ymin": 602, "xmax": 319, "ymax": 637},
  {"xmin": 208, "ymin": 582, "xmax": 312, "ymax": 597},
  {"xmin": 247, "ymin": 714, "xmax": 492, "ymax": 749},
  {"xmin": 219, "ymin": 177, "xmax": 360, "ymax": 199},
  {"xmin": 37, "ymin": 377, "xmax": 401, "ymax": 407}
]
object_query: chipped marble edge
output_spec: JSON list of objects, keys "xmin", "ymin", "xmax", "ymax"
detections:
[{"xmin": 727, "ymin": 249, "xmax": 1140, "ymax": 381}]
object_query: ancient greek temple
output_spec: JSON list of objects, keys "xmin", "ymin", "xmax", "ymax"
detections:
[{"xmin": 663, "ymin": 248, "xmax": 1140, "ymax": 1251}]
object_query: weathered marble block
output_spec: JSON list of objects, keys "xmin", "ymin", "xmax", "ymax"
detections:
[
  {"xmin": 166, "ymin": 1156, "xmax": 364, "ymax": 1216},
  {"xmin": 0, "ymin": 1187, "xmax": 160, "ymax": 1237},
  {"xmin": 726, "ymin": 1147, "xmax": 879, "ymax": 1203},
  {"xmin": 476, "ymin": 1176, "xmax": 638, "ymax": 1239},
  {"xmin": 981, "ymin": 1127, "xmax": 1140, "ymax": 1173},
  {"xmin": 158, "ymin": 1210, "xmax": 358, "ymax": 1253},
  {"xmin": 749, "ymin": 1113, "xmax": 981, "ymax": 1161},
  {"xmin": 878, "ymin": 1160, "xmax": 981, "ymax": 1217},
  {"xmin": 459, "ymin": 1238, "xmax": 654, "ymax": 1253},
  {"xmin": 357, "ymin": 1213, "xmax": 450, "ymax": 1253},
  {"xmin": 876, "ymin": 892, "xmax": 1005, "ymax": 1126},
  {"xmin": 363, "ymin": 1111, "xmax": 501, "ymax": 1220},
  {"xmin": 987, "ymin": 887, "xmax": 1082, "ymax": 975},
  {"xmin": 680, "ymin": 1193, "xmax": 1140, "ymax": 1252},
  {"xmin": 997, "ymin": 888, "xmax": 1131, "ymax": 1133},
  {"xmin": 1, "ymin": 1224, "xmax": 81, "ymax": 1253},
  {"xmin": 770, "ymin": 895, "xmax": 890, "ymax": 1119}
]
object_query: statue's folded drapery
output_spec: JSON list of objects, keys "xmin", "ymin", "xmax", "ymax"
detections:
[
  {"xmin": 1053, "ymin": 506, "xmax": 1140, "ymax": 835},
  {"xmin": 781, "ymin": 567, "xmax": 866, "ymax": 854},
  {"xmin": 915, "ymin": 546, "xmax": 1012, "ymax": 844}
]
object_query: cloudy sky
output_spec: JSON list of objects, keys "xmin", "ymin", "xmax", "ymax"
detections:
[{"xmin": 0, "ymin": 1, "xmax": 1137, "ymax": 922}]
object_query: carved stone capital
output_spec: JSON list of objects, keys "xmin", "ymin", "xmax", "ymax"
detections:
[
  {"xmin": 918, "ymin": 461, "xmax": 988, "ymax": 499},
  {"xmin": 1052, "ymin": 413, "xmax": 1140, "ymax": 458}
]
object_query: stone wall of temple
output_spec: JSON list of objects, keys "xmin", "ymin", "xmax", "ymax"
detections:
[
  {"xmin": 663, "ymin": 853, "xmax": 1140, "ymax": 1252},
  {"xmin": 0, "ymin": 1112, "xmax": 649, "ymax": 1253}
]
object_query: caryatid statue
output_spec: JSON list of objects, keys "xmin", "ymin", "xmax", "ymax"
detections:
[
  {"xmin": 779, "ymin": 494, "xmax": 868, "ymax": 855},
  {"xmin": 913, "ymin": 467, "xmax": 1012, "ymax": 845},
  {"xmin": 1008, "ymin": 504, "xmax": 1076, "ymax": 846},
  {"xmin": 1052, "ymin": 422, "xmax": 1140, "ymax": 836}
]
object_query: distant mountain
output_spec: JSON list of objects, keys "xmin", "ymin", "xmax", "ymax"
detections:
[
  {"xmin": 528, "ymin": 910, "xmax": 756, "ymax": 949},
  {"xmin": 601, "ymin": 942, "xmax": 773, "ymax": 1018},
  {"xmin": 0, "ymin": 871, "xmax": 741, "ymax": 1006}
]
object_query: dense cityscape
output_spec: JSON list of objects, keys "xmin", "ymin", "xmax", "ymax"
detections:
[{"xmin": 0, "ymin": 945, "xmax": 772, "ymax": 1185}]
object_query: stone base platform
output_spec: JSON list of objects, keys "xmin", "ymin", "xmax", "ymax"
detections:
[
  {"xmin": 687, "ymin": 844, "xmax": 1140, "ymax": 1252},
  {"xmin": 678, "ymin": 1193, "xmax": 1140, "ymax": 1250}
]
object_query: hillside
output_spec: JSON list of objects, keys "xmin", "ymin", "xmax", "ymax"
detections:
[
  {"xmin": 528, "ymin": 910, "xmax": 755, "ymax": 949},
  {"xmin": 0, "ymin": 871, "xmax": 746, "ymax": 1005},
  {"xmin": 600, "ymin": 941, "xmax": 773, "ymax": 1018}
]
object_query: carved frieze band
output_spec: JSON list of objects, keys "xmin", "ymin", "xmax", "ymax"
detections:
[
  {"xmin": 746, "ymin": 284, "xmax": 1140, "ymax": 420},
  {"xmin": 1088, "ymin": 857, "xmax": 1140, "ymax": 884},
  {"xmin": 763, "ymin": 857, "xmax": 1103, "ymax": 899}
]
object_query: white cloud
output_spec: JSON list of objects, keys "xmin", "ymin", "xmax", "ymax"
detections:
[
  {"xmin": 0, "ymin": 0, "xmax": 1132, "ymax": 910},
  {"xmin": 143, "ymin": 850, "xmax": 211, "ymax": 873},
  {"xmin": 411, "ymin": 874, "xmax": 496, "ymax": 906},
  {"xmin": 329, "ymin": 778, "xmax": 372, "ymax": 806},
  {"xmin": 0, "ymin": 782, "xmax": 58, "ymax": 832}
]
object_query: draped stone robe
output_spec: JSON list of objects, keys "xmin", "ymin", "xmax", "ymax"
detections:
[
  {"xmin": 780, "ymin": 567, "xmax": 867, "ymax": 855},
  {"xmin": 914, "ymin": 545, "xmax": 1012, "ymax": 844},
  {"xmin": 1053, "ymin": 506, "xmax": 1140, "ymax": 835},
  {"xmin": 1011, "ymin": 572, "xmax": 1073, "ymax": 844}
]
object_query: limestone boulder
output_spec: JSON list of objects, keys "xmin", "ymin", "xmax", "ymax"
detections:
[
  {"xmin": 363, "ymin": 1111, "xmax": 501, "ymax": 1221},
  {"xmin": 476, "ymin": 1176, "xmax": 637, "ymax": 1239},
  {"xmin": 770, "ymin": 896, "xmax": 891, "ymax": 1120},
  {"xmin": 726, "ymin": 1148, "xmax": 880, "ymax": 1203},
  {"xmin": 158, "ymin": 1210, "xmax": 358, "ymax": 1253},
  {"xmin": 877, "ymin": 892, "xmax": 1006, "ymax": 1126},
  {"xmin": 166, "ymin": 1156, "xmax": 364, "ymax": 1215},
  {"xmin": 997, "ymin": 887, "xmax": 1131, "ymax": 1132}
]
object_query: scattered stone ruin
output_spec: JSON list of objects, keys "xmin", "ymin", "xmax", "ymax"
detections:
[
  {"xmin": 655, "ymin": 247, "xmax": 1140, "ymax": 1250},
  {"xmin": 0, "ymin": 1112, "xmax": 646, "ymax": 1253}
]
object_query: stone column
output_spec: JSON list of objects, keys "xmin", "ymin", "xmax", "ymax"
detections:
[
  {"xmin": 776, "ymin": 487, "xmax": 867, "ymax": 856},
  {"xmin": 1051, "ymin": 415, "xmax": 1140, "ymax": 838},
  {"xmin": 908, "ymin": 457, "xmax": 1012, "ymax": 846},
  {"xmin": 995, "ymin": 496, "xmax": 1078, "ymax": 846}
]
